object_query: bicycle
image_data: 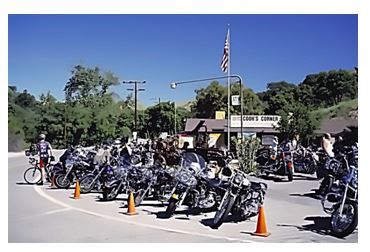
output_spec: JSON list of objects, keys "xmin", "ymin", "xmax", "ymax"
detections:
[{"xmin": 23, "ymin": 155, "xmax": 56, "ymax": 185}]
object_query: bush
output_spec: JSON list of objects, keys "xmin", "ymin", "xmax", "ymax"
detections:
[{"xmin": 233, "ymin": 137, "xmax": 261, "ymax": 174}]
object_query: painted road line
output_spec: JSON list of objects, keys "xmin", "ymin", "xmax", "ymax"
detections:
[
  {"xmin": 33, "ymin": 185, "xmax": 256, "ymax": 243},
  {"xmin": 41, "ymin": 208, "xmax": 72, "ymax": 216}
]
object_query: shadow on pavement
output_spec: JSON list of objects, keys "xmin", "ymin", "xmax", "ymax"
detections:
[
  {"xmin": 200, "ymin": 215, "xmax": 253, "ymax": 230},
  {"xmin": 94, "ymin": 195, "xmax": 128, "ymax": 203},
  {"xmin": 292, "ymin": 174, "xmax": 319, "ymax": 181},
  {"xmin": 289, "ymin": 190, "xmax": 322, "ymax": 200},
  {"xmin": 16, "ymin": 182, "xmax": 36, "ymax": 186},
  {"xmin": 257, "ymin": 175, "xmax": 290, "ymax": 183},
  {"xmin": 136, "ymin": 202, "xmax": 166, "ymax": 208},
  {"xmin": 277, "ymin": 216, "xmax": 346, "ymax": 239}
]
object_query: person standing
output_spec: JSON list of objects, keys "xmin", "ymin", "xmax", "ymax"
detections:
[
  {"xmin": 321, "ymin": 133, "xmax": 334, "ymax": 158},
  {"xmin": 36, "ymin": 133, "xmax": 53, "ymax": 185}
]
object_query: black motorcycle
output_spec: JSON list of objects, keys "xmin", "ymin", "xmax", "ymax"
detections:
[
  {"xmin": 133, "ymin": 165, "xmax": 177, "ymax": 206},
  {"xmin": 79, "ymin": 163, "xmax": 116, "ymax": 193},
  {"xmin": 318, "ymin": 146, "xmax": 357, "ymax": 196},
  {"xmin": 212, "ymin": 167, "xmax": 267, "ymax": 228},
  {"xmin": 164, "ymin": 152, "xmax": 223, "ymax": 218},
  {"xmin": 321, "ymin": 148, "xmax": 358, "ymax": 238},
  {"xmin": 54, "ymin": 151, "xmax": 94, "ymax": 189},
  {"xmin": 100, "ymin": 155, "xmax": 137, "ymax": 201}
]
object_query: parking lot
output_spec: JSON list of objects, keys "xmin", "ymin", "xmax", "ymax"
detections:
[{"xmin": 8, "ymin": 152, "xmax": 357, "ymax": 243}]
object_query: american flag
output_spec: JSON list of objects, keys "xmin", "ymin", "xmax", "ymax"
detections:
[{"xmin": 220, "ymin": 29, "xmax": 229, "ymax": 73}]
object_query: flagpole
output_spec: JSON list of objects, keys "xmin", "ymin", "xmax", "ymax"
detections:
[{"xmin": 227, "ymin": 26, "xmax": 231, "ymax": 152}]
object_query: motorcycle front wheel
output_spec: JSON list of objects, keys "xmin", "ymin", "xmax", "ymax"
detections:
[
  {"xmin": 79, "ymin": 174, "xmax": 96, "ymax": 193},
  {"xmin": 102, "ymin": 185, "xmax": 120, "ymax": 201},
  {"xmin": 164, "ymin": 200, "xmax": 178, "ymax": 218},
  {"xmin": 134, "ymin": 189, "xmax": 148, "ymax": 207},
  {"xmin": 24, "ymin": 167, "xmax": 42, "ymax": 184},
  {"xmin": 212, "ymin": 195, "xmax": 235, "ymax": 228},
  {"xmin": 331, "ymin": 201, "xmax": 358, "ymax": 238},
  {"xmin": 55, "ymin": 174, "xmax": 71, "ymax": 189}
]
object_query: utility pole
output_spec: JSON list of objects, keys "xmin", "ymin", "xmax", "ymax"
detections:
[{"xmin": 123, "ymin": 80, "xmax": 146, "ymax": 132}]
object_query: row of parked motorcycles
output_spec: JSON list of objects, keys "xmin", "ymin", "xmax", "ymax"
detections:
[
  {"xmin": 26, "ymin": 142, "xmax": 268, "ymax": 229},
  {"xmin": 255, "ymin": 142, "xmax": 358, "ymax": 238},
  {"xmin": 24, "ymin": 139, "xmax": 358, "ymax": 237}
]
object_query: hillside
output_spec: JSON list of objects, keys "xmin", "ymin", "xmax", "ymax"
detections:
[{"xmin": 311, "ymin": 98, "xmax": 358, "ymax": 120}]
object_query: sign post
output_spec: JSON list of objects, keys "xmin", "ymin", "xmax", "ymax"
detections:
[{"xmin": 231, "ymin": 95, "xmax": 240, "ymax": 106}]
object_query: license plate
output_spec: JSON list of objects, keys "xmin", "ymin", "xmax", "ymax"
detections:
[{"xmin": 171, "ymin": 194, "xmax": 179, "ymax": 200}]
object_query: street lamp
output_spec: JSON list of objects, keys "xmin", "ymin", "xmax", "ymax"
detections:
[
  {"xmin": 169, "ymin": 75, "xmax": 244, "ymax": 150},
  {"xmin": 170, "ymin": 82, "xmax": 177, "ymax": 89}
]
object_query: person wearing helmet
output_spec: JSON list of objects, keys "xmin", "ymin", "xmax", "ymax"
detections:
[{"xmin": 36, "ymin": 133, "xmax": 53, "ymax": 185}]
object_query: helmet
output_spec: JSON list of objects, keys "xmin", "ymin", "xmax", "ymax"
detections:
[{"xmin": 39, "ymin": 134, "xmax": 46, "ymax": 140}]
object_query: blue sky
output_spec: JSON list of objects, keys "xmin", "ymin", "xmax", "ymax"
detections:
[{"xmin": 8, "ymin": 14, "xmax": 358, "ymax": 107}]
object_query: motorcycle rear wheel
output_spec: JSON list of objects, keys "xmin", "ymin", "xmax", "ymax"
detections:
[{"xmin": 319, "ymin": 176, "xmax": 333, "ymax": 196}]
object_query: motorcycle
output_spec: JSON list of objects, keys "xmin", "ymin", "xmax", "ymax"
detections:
[
  {"xmin": 79, "ymin": 163, "xmax": 116, "ymax": 193},
  {"xmin": 163, "ymin": 152, "xmax": 223, "ymax": 218},
  {"xmin": 256, "ymin": 146, "xmax": 294, "ymax": 181},
  {"xmin": 100, "ymin": 155, "xmax": 137, "ymax": 201},
  {"xmin": 54, "ymin": 152, "xmax": 94, "ymax": 189},
  {"xmin": 212, "ymin": 167, "xmax": 267, "ymax": 228},
  {"xmin": 318, "ymin": 146, "xmax": 357, "ymax": 196},
  {"xmin": 321, "ymin": 147, "xmax": 358, "ymax": 238},
  {"xmin": 133, "ymin": 165, "xmax": 177, "ymax": 206},
  {"xmin": 293, "ymin": 145, "xmax": 319, "ymax": 176}
]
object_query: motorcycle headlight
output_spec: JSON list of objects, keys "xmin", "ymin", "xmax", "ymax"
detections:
[
  {"xmin": 178, "ymin": 171, "xmax": 191, "ymax": 184},
  {"xmin": 233, "ymin": 174, "xmax": 243, "ymax": 185}
]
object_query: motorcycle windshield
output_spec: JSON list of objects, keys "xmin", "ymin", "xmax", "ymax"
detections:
[{"xmin": 180, "ymin": 152, "xmax": 206, "ymax": 175}]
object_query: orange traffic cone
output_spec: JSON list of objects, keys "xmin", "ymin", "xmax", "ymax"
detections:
[
  {"xmin": 251, "ymin": 205, "xmax": 271, "ymax": 237},
  {"xmin": 125, "ymin": 191, "xmax": 138, "ymax": 215},
  {"xmin": 73, "ymin": 180, "xmax": 81, "ymax": 199}
]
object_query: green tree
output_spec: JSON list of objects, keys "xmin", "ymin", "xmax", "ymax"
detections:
[
  {"xmin": 64, "ymin": 65, "xmax": 119, "ymax": 106},
  {"xmin": 192, "ymin": 81, "xmax": 228, "ymax": 118},
  {"xmin": 230, "ymin": 84, "xmax": 264, "ymax": 115},
  {"xmin": 276, "ymin": 104, "xmax": 320, "ymax": 143},
  {"xmin": 14, "ymin": 89, "xmax": 37, "ymax": 109},
  {"xmin": 300, "ymin": 69, "xmax": 358, "ymax": 107},
  {"xmin": 146, "ymin": 102, "xmax": 177, "ymax": 137},
  {"xmin": 192, "ymin": 81, "xmax": 264, "ymax": 118},
  {"xmin": 257, "ymin": 81, "xmax": 297, "ymax": 114}
]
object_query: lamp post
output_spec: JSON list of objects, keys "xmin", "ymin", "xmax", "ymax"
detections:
[
  {"xmin": 123, "ymin": 80, "xmax": 146, "ymax": 132},
  {"xmin": 170, "ymin": 75, "xmax": 244, "ymax": 150}
]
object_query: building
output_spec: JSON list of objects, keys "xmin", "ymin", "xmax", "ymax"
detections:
[
  {"xmin": 182, "ymin": 116, "xmax": 281, "ymax": 149},
  {"xmin": 182, "ymin": 116, "xmax": 358, "ymax": 149}
]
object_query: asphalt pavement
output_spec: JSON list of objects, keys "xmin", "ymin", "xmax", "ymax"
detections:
[{"xmin": 8, "ymin": 152, "xmax": 358, "ymax": 243}]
